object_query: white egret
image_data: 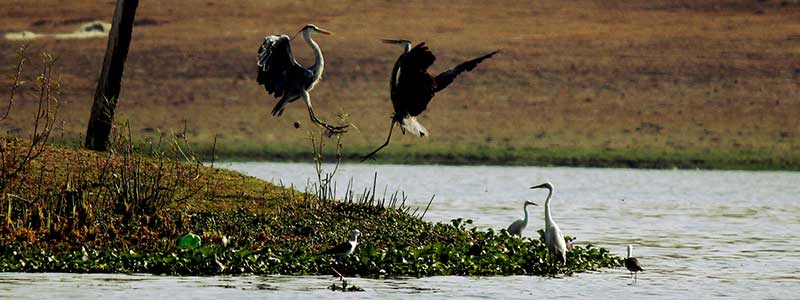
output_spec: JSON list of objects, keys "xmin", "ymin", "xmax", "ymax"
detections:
[
  {"xmin": 323, "ymin": 229, "xmax": 360, "ymax": 257},
  {"xmin": 625, "ymin": 244, "xmax": 643, "ymax": 281},
  {"xmin": 507, "ymin": 200, "xmax": 538, "ymax": 236},
  {"xmin": 531, "ymin": 182, "xmax": 567, "ymax": 269}
]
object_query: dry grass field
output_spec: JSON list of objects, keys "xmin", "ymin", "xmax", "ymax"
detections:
[{"xmin": 1, "ymin": 0, "xmax": 799, "ymax": 169}]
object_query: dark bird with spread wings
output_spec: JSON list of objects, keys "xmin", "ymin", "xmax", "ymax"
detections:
[
  {"xmin": 362, "ymin": 40, "xmax": 499, "ymax": 160},
  {"xmin": 256, "ymin": 24, "xmax": 347, "ymax": 134}
]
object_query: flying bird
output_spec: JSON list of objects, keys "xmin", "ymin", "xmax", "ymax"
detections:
[
  {"xmin": 625, "ymin": 244, "xmax": 643, "ymax": 282},
  {"xmin": 256, "ymin": 24, "xmax": 347, "ymax": 134},
  {"xmin": 531, "ymin": 182, "xmax": 567, "ymax": 270},
  {"xmin": 323, "ymin": 229, "xmax": 361, "ymax": 257},
  {"xmin": 361, "ymin": 40, "xmax": 499, "ymax": 160},
  {"xmin": 507, "ymin": 200, "xmax": 538, "ymax": 236}
]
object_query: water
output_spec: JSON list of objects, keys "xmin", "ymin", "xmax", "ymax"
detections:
[{"xmin": 3, "ymin": 163, "xmax": 799, "ymax": 299}]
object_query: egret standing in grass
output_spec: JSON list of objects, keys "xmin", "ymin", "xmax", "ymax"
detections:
[
  {"xmin": 256, "ymin": 24, "xmax": 348, "ymax": 134},
  {"xmin": 531, "ymin": 182, "xmax": 567, "ymax": 270},
  {"xmin": 507, "ymin": 201, "xmax": 538, "ymax": 236},
  {"xmin": 323, "ymin": 229, "xmax": 360, "ymax": 257},
  {"xmin": 625, "ymin": 244, "xmax": 643, "ymax": 282},
  {"xmin": 361, "ymin": 40, "xmax": 499, "ymax": 160}
]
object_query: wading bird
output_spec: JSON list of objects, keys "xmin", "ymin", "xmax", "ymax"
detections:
[
  {"xmin": 531, "ymin": 182, "xmax": 567, "ymax": 270},
  {"xmin": 323, "ymin": 229, "xmax": 360, "ymax": 257},
  {"xmin": 507, "ymin": 200, "xmax": 538, "ymax": 236},
  {"xmin": 256, "ymin": 24, "xmax": 347, "ymax": 134},
  {"xmin": 625, "ymin": 245, "xmax": 643, "ymax": 282},
  {"xmin": 361, "ymin": 40, "xmax": 499, "ymax": 160}
]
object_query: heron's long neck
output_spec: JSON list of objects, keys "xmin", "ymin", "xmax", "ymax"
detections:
[
  {"xmin": 350, "ymin": 234, "xmax": 358, "ymax": 244},
  {"xmin": 390, "ymin": 45, "xmax": 410, "ymax": 91},
  {"xmin": 544, "ymin": 190, "xmax": 554, "ymax": 227},
  {"xmin": 303, "ymin": 31, "xmax": 324, "ymax": 80},
  {"xmin": 627, "ymin": 246, "xmax": 632, "ymax": 258}
]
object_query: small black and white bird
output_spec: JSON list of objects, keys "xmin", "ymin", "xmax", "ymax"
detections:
[
  {"xmin": 625, "ymin": 244, "xmax": 644, "ymax": 282},
  {"xmin": 323, "ymin": 229, "xmax": 361, "ymax": 257},
  {"xmin": 507, "ymin": 200, "xmax": 538, "ymax": 236}
]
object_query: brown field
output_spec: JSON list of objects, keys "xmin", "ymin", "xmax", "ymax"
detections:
[{"xmin": 1, "ymin": 0, "xmax": 799, "ymax": 169}]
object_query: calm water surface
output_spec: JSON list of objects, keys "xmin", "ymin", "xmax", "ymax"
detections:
[{"xmin": 2, "ymin": 162, "xmax": 799, "ymax": 299}]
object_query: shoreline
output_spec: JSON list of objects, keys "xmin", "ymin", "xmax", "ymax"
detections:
[{"xmin": 201, "ymin": 149, "xmax": 800, "ymax": 172}]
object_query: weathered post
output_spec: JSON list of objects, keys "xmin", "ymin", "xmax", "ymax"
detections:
[{"xmin": 85, "ymin": 0, "xmax": 139, "ymax": 151}]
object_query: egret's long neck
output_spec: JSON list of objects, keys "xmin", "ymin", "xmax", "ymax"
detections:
[
  {"xmin": 303, "ymin": 30, "xmax": 324, "ymax": 79},
  {"xmin": 627, "ymin": 245, "xmax": 632, "ymax": 258},
  {"xmin": 544, "ymin": 189, "xmax": 554, "ymax": 227},
  {"xmin": 522, "ymin": 204, "xmax": 530, "ymax": 223}
]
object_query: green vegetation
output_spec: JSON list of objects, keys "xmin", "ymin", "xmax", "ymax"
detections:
[{"xmin": 0, "ymin": 137, "xmax": 621, "ymax": 276}]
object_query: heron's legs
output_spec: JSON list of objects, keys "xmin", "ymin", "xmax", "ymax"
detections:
[
  {"xmin": 361, "ymin": 121, "xmax": 396, "ymax": 161},
  {"xmin": 302, "ymin": 91, "xmax": 348, "ymax": 134}
]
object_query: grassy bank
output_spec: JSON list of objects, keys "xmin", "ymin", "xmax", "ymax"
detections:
[
  {"xmin": 0, "ymin": 138, "xmax": 621, "ymax": 276},
  {"xmin": 2, "ymin": 0, "xmax": 799, "ymax": 170}
]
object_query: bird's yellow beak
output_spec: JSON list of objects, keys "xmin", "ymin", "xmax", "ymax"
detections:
[{"xmin": 316, "ymin": 28, "xmax": 333, "ymax": 35}]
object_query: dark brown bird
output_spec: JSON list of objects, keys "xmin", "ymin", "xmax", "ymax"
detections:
[
  {"xmin": 625, "ymin": 244, "xmax": 644, "ymax": 282},
  {"xmin": 362, "ymin": 40, "xmax": 499, "ymax": 160}
]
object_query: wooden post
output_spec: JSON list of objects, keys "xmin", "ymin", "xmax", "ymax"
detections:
[{"xmin": 85, "ymin": 0, "xmax": 139, "ymax": 151}]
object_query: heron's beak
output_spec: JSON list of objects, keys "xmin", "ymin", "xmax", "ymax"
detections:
[
  {"xmin": 381, "ymin": 39, "xmax": 408, "ymax": 44},
  {"xmin": 530, "ymin": 183, "xmax": 548, "ymax": 190},
  {"xmin": 526, "ymin": 201, "xmax": 538, "ymax": 206},
  {"xmin": 316, "ymin": 28, "xmax": 333, "ymax": 35}
]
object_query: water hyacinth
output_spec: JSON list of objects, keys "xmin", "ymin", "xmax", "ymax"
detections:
[{"xmin": 0, "ymin": 218, "xmax": 621, "ymax": 276}]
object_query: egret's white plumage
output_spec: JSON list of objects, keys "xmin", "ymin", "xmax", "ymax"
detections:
[
  {"xmin": 531, "ymin": 182, "xmax": 567, "ymax": 267},
  {"xmin": 507, "ymin": 200, "xmax": 538, "ymax": 236}
]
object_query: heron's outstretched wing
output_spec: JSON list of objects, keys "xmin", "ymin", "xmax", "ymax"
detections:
[
  {"xmin": 433, "ymin": 50, "xmax": 499, "ymax": 93},
  {"xmin": 256, "ymin": 35, "xmax": 313, "ymax": 100},
  {"xmin": 395, "ymin": 42, "xmax": 436, "ymax": 117}
]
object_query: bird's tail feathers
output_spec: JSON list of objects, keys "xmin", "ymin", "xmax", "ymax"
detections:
[{"xmin": 399, "ymin": 116, "xmax": 428, "ymax": 137}]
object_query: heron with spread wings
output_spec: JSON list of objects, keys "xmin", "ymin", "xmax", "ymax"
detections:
[
  {"xmin": 256, "ymin": 24, "xmax": 347, "ymax": 134},
  {"xmin": 362, "ymin": 40, "xmax": 499, "ymax": 160}
]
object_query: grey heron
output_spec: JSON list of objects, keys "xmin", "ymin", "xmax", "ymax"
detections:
[
  {"xmin": 507, "ymin": 200, "xmax": 538, "ymax": 236},
  {"xmin": 531, "ymin": 182, "xmax": 567, "ymax": 270},
  {"xmin": 625, "ymin": 244, "xmax": 643, "ymax": 282},
  {"xmin": 323, "ymin": 229, "xmax": 360, "ymax": 257},
  {"xmin": 256, "ymin": 24, "xmax": 348, "ymax": 134},
  {"xmin": 361, "ymin": 40, "xmax": 499, "ymax": 160}
]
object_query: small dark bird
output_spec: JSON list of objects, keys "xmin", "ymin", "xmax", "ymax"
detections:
[
  {"xmin": 322, "ymin": 229, "xmax": 360, "ymax": 257},
  {"xmin": 362, "ymin": 40, "xmax": 498, "ymax": 160},
  {"xmin": 256, "ymin": 24, "xmax": 347, "ymax": 134},
  {"xmin": 625, "ymin": 244, "xmax": 644, "ymax": 282}
]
